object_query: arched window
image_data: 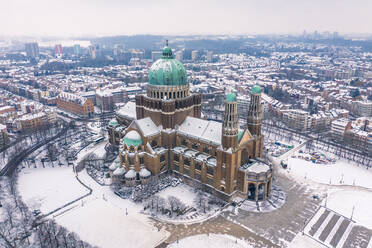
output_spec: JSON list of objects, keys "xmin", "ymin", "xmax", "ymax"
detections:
[
  {"xmin": 174, "ymin": 154, "xmax": 179, "ymax": 162},
  {"xmin": 160, "ymin": 155, "xmax": 166, "ymax": 162},
  {"xmin": 207, "ymin": 166, "xmax": 214, "ymax": 175},
  {"xmin": 203, "ymin": 146, "xmax": 210, "ymax": 154}
]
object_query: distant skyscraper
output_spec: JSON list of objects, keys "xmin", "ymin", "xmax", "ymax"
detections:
[
  {"xmin": 89, "ymin": 45, "xmax": 97, "ymax": 59},
  {"xmin": 206, "ymin": 51, "xmax": 213, "ymax": 62},
  {"xmin": 25, "ymin": 42, "xmax": 39, "ymax": 59},
  {"xmin": 191, "ymin": 50, "xmax": 198, "ymax": 61},
  {"xmin": 175, "ymin": 50, "xmax": 183, "ymax": 61},
  {"xmin": 73, "ymin": 44, "xmax": 81, "ymax": 56},
  {"xmin": 55, "ymin": 44, "xmax": 63, "ymax": 57},
  {"xmin": 151, "ymin": 51, "xmax": 162, "ymax": 61},
  {"xmin": 333, "ymin": 31, "xmax": 339, "ymax": 39},
  {"xmin": 114, "ymin": 44, "xmax": 124, "ymax": 56}
]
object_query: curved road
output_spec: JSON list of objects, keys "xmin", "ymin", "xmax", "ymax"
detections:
[{"xmin": 0, "ymin": 122, "xmax": 71, "ymax": 177}]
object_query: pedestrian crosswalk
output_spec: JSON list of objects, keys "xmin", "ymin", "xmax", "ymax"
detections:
[{"xmin": 304, "ymin": 206, "xmax": 354, "ymax": 248}]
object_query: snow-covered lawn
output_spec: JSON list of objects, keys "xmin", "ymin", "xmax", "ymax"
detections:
[
  {"xmin": 289, "ymin": 233, "xmax": 323, "ymax": 248},
  {"xmin": 87, "ymin": 121, "xmax": 102, "ymax": 134},
  {"xmin": 287, "ymin": 158, "xmax": 372, "ymax": 190},
  {"xmin": 76, "ymin": 139, "xmax": 107, "ymax": 162},
  {"xmin": 167, "ymin": 234, "xmax": 253, "ymax": 248},
  {"xmin": 18, "ymin": 166, "xmax": 89, "ymax": 213},
  {"xmin": 156, "ymin": 184, "xmax": 196, "ymax": 207},
  {"xmin": 149, "ymin": 183, "xmax": 223, "ymax": 224},
  {"xmin": 50, "ymin": 167, "xmax": 169, "ymax": 248},
  {"xmin": 326, "ymin": 189, "xmax": 372, "ymax": 230},
  {"xmin": 57, "ymin": 198, "xmax": 167, "ymax": 248}
]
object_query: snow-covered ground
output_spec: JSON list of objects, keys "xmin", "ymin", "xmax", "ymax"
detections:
[
  {"xmin": 76, "ymin": 139, "xmax": 107, "ymax": 162},
  {"xmin": 156, "ymin": 184, "xmax": 196, "ymax": 207},
  {"xmin": 287, "ymin": 157, "xmax": 372, "ymax": 190},
  {"xmin": 326, "ymin": 189, "xmax": 372, "ymax": 230},
  {"xmin": 55, "ymin": 169, "xmax": 168, "ymax": 248},
  {"xmin": 87, "ymin": 121, "xmax": 102, "ymax": 134},
  {"xmin": 150, "ymin": 183, "xmax": 223, "ymax": 224},
  {"xmin": 167, "ymin": 234, "xmax": 253, "ymax": 248},
  {"xmin": 57, "ymin": 197, "xmax": 167, "ymax": 248},
  {"xmin": 289, "ymin": 233, "xmax": 324, "ymax": 248},
  {"xmin": 18, "ymin": 166, "xmax": 89, "ymax": 213}
]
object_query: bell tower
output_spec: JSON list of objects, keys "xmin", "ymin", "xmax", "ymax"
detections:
[
  {"xmin": 247, "ymin": 84, "xmax": 264, "ymax": 158},
  {"xmin": 247, "ymin": 85, "xmax": 263, "ymax": 137},
  {"xmin": 222, "ymin": 92, "xmax": 238, "ymax": 150}
]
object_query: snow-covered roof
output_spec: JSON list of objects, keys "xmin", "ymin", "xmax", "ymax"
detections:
[
  {"xmin": 109, "ymin": 162, "xmax": 120, "ymax": 171},
  {"xmin": 240, "ymin": 161, "xmax": 270, "ymax": 174},
  {"xmin": 113, "ymin": 167, "xmax": 126, "ymax": 176},
  {"xmin": 178, "ymin": 116, "xmax": 222, "ymax": 146},
  {"xmin": 125, "ymin": 130, "xmax": 141, "ymax": 140},
  {"xmin": 125, "ymin": 169, "xmax": 136, "ymax": 179},
  {"xmin": 135, "ymin": 117, "xmax": 160, "ymax": 137},
  {"xmin": 206, "ymin": 157, "xmax": 217, "ymax": 167},
  {"xmin": 139, "ymin": 168, "xmax": 151, "ymax": 178},
  {"xmin": 117, "ymin": 101, "xmax": 137, "ymax": 120}
]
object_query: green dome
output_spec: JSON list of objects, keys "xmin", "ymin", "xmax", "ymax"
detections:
[
  {"xmin": 226, "ymin": 92, "xmax": 236, "ymax": 102},
  {"xmin": 251, "ymin": 85, "xmax": 262, "ymax": 94},
  {"xmin": 148, "ymin": 46, "xmax": 187, "ymax": 86},
  {"xmin": 123, "ymin": 130, "xmax": 143, "ymax": 147},
  {"xmin": 109, "ymin": 119, "xmax": 119, "ymax": 127}
]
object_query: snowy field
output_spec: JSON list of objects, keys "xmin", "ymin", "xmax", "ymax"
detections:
[
  {"xmin": 287, "ymin": 157, "xmax": 372, "ymax": 189},
  {"xmin": 57, "ymin": 198, "xmax": 167, "ymax": 248},
  {"xmin": 151, "ymin": 183, "xmax": 223, "ymax": 223},
  {"xmin": 156, "ymin": 184, "xmax": 196, "ymax": 207},
  {"xmin": 18, "ymin": 166, "xmax": 89, "ymax": 213},
  {"xmin": 52, "ymin": 167, "xmax": 169, "ymax": 248},
  {"xmin": 326, "ymin": 189, "xmax": 372, "ymax": 230},
  {"xmin": 87, "ymin": 121, "xmax": 102, "ymax": 134},
  {"xmin": 167, "ymin": 234, "xmax": 253, "ymax": 248},
  {"xmin": 289, "ymin": 233, "xmax": 324, "ymax": 248},
  {"xmin": 76, "ymin": 139, "xmax": 107, "ymax": 162}
]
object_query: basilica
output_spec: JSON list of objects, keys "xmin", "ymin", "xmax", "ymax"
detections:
[{"xmin": 108, "ymin": 44, "xmax": 272, "ymax": 202}]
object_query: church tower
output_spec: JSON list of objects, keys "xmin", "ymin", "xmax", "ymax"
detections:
[
  {"xmin": 222, "ymin": 92, "xmax": 238, "ymax": 150},
  {"xmin": 247, "ymin": 85, "xmax": 263, "ymax": 137}
]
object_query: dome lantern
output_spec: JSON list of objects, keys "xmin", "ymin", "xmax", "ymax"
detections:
[{"xmin": 148, "ymin": 42, "xmax": 187, "ymax": 86}]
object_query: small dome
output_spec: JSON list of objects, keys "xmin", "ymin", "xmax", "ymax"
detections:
[
  {"xmin": 113, "ymin": 167, "xmax": 126, "ymax": 176},
  {"xmin": 226, "ymin": 92, "xmax": 236, "ymax": 102},
  {"xmin": 109, "ymin": 162, "xmax": 120, "ymax": 171},
  {"xmin": 125, "ymin": 169, "xmax": 136, "ymax": 179},
  {"xmin": 109, "ymin": 119, "xmax": 119, "ymax": 127},
  {"xmin": 124, "ymin": 130, "xmax": 143, "ymax": 147},
  {"xmin": 139, "ymin": 168, "xmax": 151, "ymax": 178},
  {"xmin": 251, "ymin": 85, "xmax": 262, "ymax": 95},
  {"xmin": 148, "ymin": 45, "xmax": 187, "ymax": 86}
]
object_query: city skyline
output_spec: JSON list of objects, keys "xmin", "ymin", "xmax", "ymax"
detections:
[{"xmin": 1, "ymin": 0, "xmax": 372, "ymax": 37}]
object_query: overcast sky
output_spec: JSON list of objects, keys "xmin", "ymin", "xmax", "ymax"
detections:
[{"xmin": 1, "ymin": 0, "xmax": 371, "ymax": 37}]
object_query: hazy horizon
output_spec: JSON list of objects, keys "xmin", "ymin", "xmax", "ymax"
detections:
[{"xmin": 1, "ymin": 0, "xmax": 372, "ymax": 37}]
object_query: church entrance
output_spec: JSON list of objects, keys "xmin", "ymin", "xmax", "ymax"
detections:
[
  {"xmin": 258, "ymin": 183, "xmax": 264, "ymax": 201},
  {"xmin": 248, "ymin": 183, "xmax": 256, "ymax": 200}
]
